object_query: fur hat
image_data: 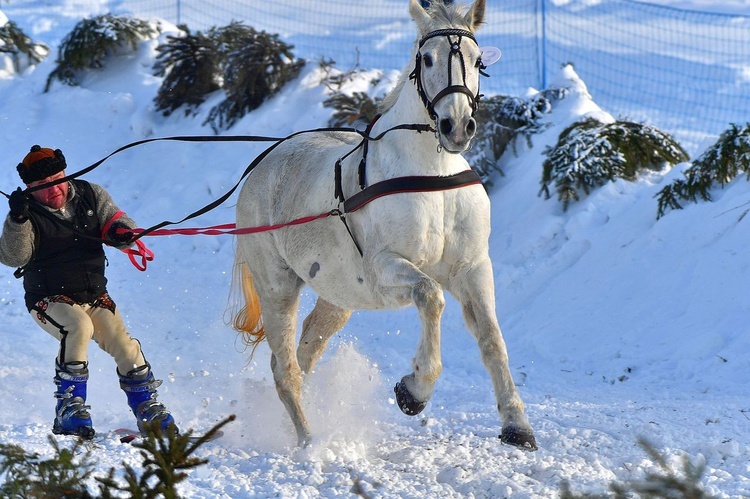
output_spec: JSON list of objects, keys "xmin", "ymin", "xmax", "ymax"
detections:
[{"xmin": 17, "ymin": 145, "xmax": 67, "ymax": 184}]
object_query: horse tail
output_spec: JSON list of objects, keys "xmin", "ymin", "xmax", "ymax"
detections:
[{"xmin": 228, "ymin": 251, "xmax": 265, "ymax": 355}]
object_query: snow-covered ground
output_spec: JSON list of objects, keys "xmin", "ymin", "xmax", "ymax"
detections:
[{"xmin": 0, "ymin": 1, "xmax": 748, "ymax": 497}]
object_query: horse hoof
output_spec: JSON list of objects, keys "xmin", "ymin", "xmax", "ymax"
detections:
[
  {"xmin": 297, "ymin": 433, "xmax": 312, "ymax": 448},
  {"xmin": 499, "ymin": 426, "xmax": 538, "ymax": 451},
  {"xmin": 394, "ymin": 376, "xmax": 427, "ymax": 416}
]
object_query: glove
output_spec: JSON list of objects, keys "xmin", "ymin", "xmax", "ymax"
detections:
[
  {"xmin": 8, "ymin": 187, "xmax": 30, "ymax": 223},
  {"xmin": 106, "ymin": 222, "xmax": 135, "ymax": 245}
]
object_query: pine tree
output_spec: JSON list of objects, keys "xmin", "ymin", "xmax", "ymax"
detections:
[
  {"xmin": 0, "ymin": 416, "xmax": 235, "ymax": 497},
  {"xmin": 466, "ymin": 93, "xmax": 553, "ymax": 184},
  {"xmin": 45, "ymin": 14, "xmax": 158, "ymax": 91},
  {"xmin": 320, "ymin": 64, "xmax": 382, "ymax": 128},
  {"xmin": 540, "ymin": 118, "xmax": 689, "ymax": 211},
  {"xmin": 324, "ymin": 91, "xmax": 380, "ymax": 128},
  {"xmin": 0, "ymin": 435, "xmax": 97, "ymax": 497},
  {"xmin": 656, "ymin": 123, "xmax": 750, "ymax": 218},
  {"xmin": 0, "ymin": 20, "xmax": 49, "ymax": 72},
  {"xmin": 153, "ymin": 26, "xmax": 222, "ymax": 117},
  {"xmin": 204, "ymin": 22, "xmax": 305, "ymax": 132}
]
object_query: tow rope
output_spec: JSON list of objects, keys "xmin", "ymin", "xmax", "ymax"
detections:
[{"xmin": 107, "ymin": 168, "xmax": 481, "ymax": 267}]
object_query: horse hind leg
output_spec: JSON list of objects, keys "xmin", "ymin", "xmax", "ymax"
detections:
[
  {"xmin": 243, "ymin": 252, "xmax": 313, "ymax": 446},
  {"xmin": 263, "ymin": 287, "xmax": 314, "ymax": 447},
  {"xmin": 297, "ymin": 298, "xmax": 352, "ymax": 374}
]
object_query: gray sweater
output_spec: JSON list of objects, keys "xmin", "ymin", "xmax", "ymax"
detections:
[{"xmin": 0, "ymin": 181, "xmax": 136, "ymax": 269}]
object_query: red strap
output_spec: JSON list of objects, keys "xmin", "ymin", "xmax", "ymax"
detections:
[
  {"xmin": 102, "ymin": 211, "xmax": 155, "ymax": 271},
  {"xmin": 129, "ymin": 211, "xmax": 334, "ymax": 237},
  {"xmin": 123, "ymin": 240, "xmax": 154, "ymax": 271}
]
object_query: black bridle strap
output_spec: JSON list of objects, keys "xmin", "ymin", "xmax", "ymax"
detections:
[
  {"xmin": 430, "ymin": 85, "xmax": 477, "ymax": 111},
  {"xmin": 411, "ymin": 28, "xmax": 482, "ymax": 121},
  {"xmin": 418, "ymin": 28, "xmax": 477, "ymax": 48}
]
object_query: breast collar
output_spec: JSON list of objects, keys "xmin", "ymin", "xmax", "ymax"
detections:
[{"xmin": 333, "ymin": 115, "xmax": 482, "ymax": 215}]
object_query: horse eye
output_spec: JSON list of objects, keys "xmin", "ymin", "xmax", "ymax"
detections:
[{"xmin": 423, "ymin": 54, "xmax": 433, "ymax": 68}]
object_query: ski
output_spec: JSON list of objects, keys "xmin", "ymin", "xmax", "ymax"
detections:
[{"xmin": 114, "ymin": 427, "xmax": 224, "ymax": 444}]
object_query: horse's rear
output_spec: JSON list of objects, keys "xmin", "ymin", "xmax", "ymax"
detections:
[
  {"xmin": 231, "ymin": 0, "xmax": 537, "ymax": 451},
  {"xmin": 233, "ymin": 131, "xmax": 369, "ymax": 444}
]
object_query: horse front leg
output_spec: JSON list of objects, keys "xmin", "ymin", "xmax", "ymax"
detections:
[
  {"xmin": 394, "ymin": 275, "xmax": 445, "ymax": 415},
  {"xmin": 450, "ymin": 259, "xmax": 537, "ymax": 451},
  {"xmin": 372, "ymin": 254, "xmax": 445, "ymax": 416}
]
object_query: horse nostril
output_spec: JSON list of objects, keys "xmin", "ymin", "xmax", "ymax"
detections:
[
  {"xmin": 466, "ymin": 118, "xmax": 476, "ymax": 137},
  {"xmin": 439, "ymin": 118, "xmax": 453, "ymax": 136}
]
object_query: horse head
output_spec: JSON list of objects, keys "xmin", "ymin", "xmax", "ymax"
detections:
[{"xmin": 409, "ymin": 0, "xmax": 486, "ymax": 153}]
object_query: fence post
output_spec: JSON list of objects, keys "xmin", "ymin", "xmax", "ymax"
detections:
[{"xmin": 538, "ymin": 0, "xmax": 547, "ymax": 90}]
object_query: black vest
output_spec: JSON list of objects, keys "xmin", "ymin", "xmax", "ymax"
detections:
[{"xmin": 22, "ymin": 180, "xmax": 107, "ymax": 310}]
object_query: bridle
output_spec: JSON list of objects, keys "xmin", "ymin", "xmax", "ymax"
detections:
[{"xmin": 409, "ymin": 28, "xmax": 487, "ymax": 123}]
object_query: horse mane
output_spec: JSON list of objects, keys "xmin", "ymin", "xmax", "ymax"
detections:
[{"xmin": 379, "ymin": 0, "xmax": 476, "ymax": 114}]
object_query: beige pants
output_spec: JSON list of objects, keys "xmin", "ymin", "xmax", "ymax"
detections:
[{"xmin": 30, "ymin": 294, "xmax": 146, "ymax": 375}]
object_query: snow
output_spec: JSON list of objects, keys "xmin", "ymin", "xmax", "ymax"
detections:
[{"xmin": 1, "ymin": 1, "xmax": 749, "ymax": 497}]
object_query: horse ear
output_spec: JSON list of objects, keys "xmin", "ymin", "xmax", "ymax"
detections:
[
  {"xmin": 465, "ymin": 0, "xmax": 486, "ymax": 30},
  {"xmin": 409, "ymin": 0, "xmax": 431, "ymax": 24}
]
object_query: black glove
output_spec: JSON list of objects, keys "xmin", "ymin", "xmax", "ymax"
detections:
[
  {"xmin": 8, "ymin": 187, "xmax": 30, "ymax": 223},
  {"xmin": 106, "ymin": 222, "xmax": 134, "ymax": 245}
]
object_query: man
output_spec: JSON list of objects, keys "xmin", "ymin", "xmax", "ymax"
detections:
[{"xmin": 0, "ymin": 145, "xmax": 177, "ymax": 439}]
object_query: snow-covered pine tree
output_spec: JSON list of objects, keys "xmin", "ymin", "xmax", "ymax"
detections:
[
  {"xmin": 540, "ymin": 118, "xmax": 688, "ymax": 211},
  {"xmin": 0, "ymin": 20, "xmax": 49, "ymax": 73},
  {"xmin": 204, "ymin": 22, "xmax": 304, "ymax": 132},
  {"xmin": 152, "ymin": 27, "xmax": 222, "ymax": 117},
  {"xmin": 319, "ymin": 64, "xmax": 382, "ymax": 128},
  {"xmin": 45, "ymin": 14, "xmax": 158, "ymax": 92},
  {"xmin": 465, "ymin": 93, "xmax": 553, "ymax": 185},
  {"xmin": 324, "ymin": 91, "xmax": 380, "ymax": 128},
  {"xmin": 656, "ymin": 123, "xmax": 750, "ymax": 218}
]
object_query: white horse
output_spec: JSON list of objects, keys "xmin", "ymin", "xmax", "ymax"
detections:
[{"xmin": 231, "ymin": 0, "xmax": 536, "ymax": 451}]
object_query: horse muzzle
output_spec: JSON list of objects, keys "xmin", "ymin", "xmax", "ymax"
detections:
[{"xmin": 437, "ymin": 112, "xmax": 477, "ymax": 153}]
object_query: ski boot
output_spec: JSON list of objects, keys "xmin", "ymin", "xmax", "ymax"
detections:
[
  {"xmin": 52, "ymin": 361, "xmax": 95, "ymax": 439},
  {"xmin": 119, "ymin": 363, "xmax": 178, "ymax": 435}
]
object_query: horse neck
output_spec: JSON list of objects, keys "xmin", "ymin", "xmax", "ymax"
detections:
[{"xmin": 371, "ymin": 83, "xmax": 463, "ymax": 178}]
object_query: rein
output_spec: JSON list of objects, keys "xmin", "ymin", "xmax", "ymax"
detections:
[
  {"xmin": 2, "ymin": 123, "xmax": 428, "ymax": 238},
  {"xmin": 2, "ymin": 29, "xmax": 490, "ymax": 270},
  {"xmin": 3, "ymin": 122, "xmax": 482, "ymax": 270}
]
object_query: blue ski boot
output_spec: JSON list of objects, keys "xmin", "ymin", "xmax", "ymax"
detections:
[
  {"xmin": 52, "ymin": 361, "xmax": 95, "ymax": 439},
  {"xmin": 119, "ymin": 363, "xmax": 177, "ymax": 434}
]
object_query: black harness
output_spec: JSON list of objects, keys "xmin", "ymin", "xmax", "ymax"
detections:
[{"xmin": 330, "ymin": 27, "xmax": 487, "ymax": 254}]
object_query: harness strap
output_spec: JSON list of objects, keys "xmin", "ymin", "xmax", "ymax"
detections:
[
  {"xmin": 358, "ymin": 115, "xmax": 382, "ymax": 189},
  {"xmin": 343, "ymin": 169, "xmax": 482, "ymax": 213}
]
